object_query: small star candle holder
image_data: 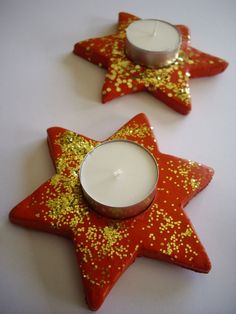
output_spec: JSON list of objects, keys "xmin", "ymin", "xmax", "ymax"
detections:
[
  {"xmin": 10, "ymin": 113, "xmax": 214, "ymax": 310},
  {"xmin": 73, "ymin": 12, "xmax": 228, "ymax": 114}
]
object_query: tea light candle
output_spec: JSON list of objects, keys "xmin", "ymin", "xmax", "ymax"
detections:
[
  {"xmin": 126, "ymin": 19, "xmax": 181, "ymax": 68},
  {"xmin": 80, "ymin": 140, "xmax": 158, "ymax": 219}
]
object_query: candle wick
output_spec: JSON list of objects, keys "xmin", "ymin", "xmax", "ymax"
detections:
[
  {"xmin": 152, "ymin": 21, "xmax": 158, "ymax": 37},
  {"xmin": 113, "ymin": 168, "xmax": 123, "ymax": 178}
]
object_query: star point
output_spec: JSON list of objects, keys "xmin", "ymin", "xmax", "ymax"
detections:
[
  {"xmin": 9, "ymin": 113, "xmax": 213, "ymax": 310},
  {"xmin": 73, "ymin": 12, "xmax": 228, "ymax": 114}
]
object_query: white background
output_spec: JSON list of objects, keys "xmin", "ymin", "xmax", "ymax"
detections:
[{"xmin": 1, "ymin": 1, "xmax": 236, "ymax": 313}]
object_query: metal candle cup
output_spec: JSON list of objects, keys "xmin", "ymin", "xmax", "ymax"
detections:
[
  {"xmin": 126, "ymin": 19, "xmax": 181, "ymax": 68},
  {"xmin": 79, "ymin": 140, "xmax": 159, "ymax": 219}
]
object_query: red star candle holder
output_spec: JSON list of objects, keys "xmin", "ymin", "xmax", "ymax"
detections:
[
  {"xmin": 73, "ymin": 12, "xmax": 228, "ymax": 114},
  {"xmin": 9, "ymin": 113, "xmax": 214, "ymax": 310}
]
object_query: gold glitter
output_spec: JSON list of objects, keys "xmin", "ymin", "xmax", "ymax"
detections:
[
  {"xmin": 149, "ymin": 203, "xmax": 200, "ymax": 261},
  {"xmin": 165, "ymin": 159, "xmax": 202, "ymax": 193},
  {"xmin": 149, "ymin": 233, "xmax": 156, "ymax": 241},
  {"xmin": 110, "ymin": 122, "xmax": 152, "ymax": 140},
  {"xmin": 190, "ymin": 178, "xmax": 200, "ymax": 191},
  {"xmin": 55, "ymin": 131, "xmax": 96, "ymax": 175}
]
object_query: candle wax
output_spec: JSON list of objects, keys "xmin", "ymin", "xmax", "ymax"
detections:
[
  {"xmin": 126, "ymin": 19, "xmax": 180, "ymax": 52},
  {"xmin": 80, "ymin": 141, "xmax": 158, "ymax": 207}
]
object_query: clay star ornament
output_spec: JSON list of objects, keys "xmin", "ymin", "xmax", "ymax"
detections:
[
  {"xmin": 10, "ymin": 113, "xmax": 213, "ymax": 310},
  {"xmin": 73, "ymin": 12, "xmax": 228, "ymax": 115}
]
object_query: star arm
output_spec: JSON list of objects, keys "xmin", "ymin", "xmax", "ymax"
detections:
[
  {"xmin": 9, "ymin": 176, "xmax": 75, "ymax": 237},
  {"xmin": 101, "ymin": 59, "xmax": 146, "ymax": 103},
  {"xmin": 171, "ymin": 24, "xmax": 228, "ymax": 79},
  {"xmin": 137, "ymin": 200, "xmax": 211, "ymax": 273},
  {"xmin": 150, "ymin": 85, "xmax": 191, "ymax": 115},
  {"xmin": 10, "ymin": 128, "xmax": 99, "ymax": 234},
  {"xmin": 108, "ymin": 113, "xmax": 159, "ymax": 154},
  {"xmin": 157, "ymin": 152, "xmax": 214, "ymax": 207},
  {"xmin": 73, "ymin": 216, "xmax": 139, "ymax": 310},
  {"xmin": 47, "ymin": 127, "xmax": 98, "ymax": 175},
  {"xmin": 146, "ymin": 64, "xmax": 192, "ymax": 114},
  {"xmin": 118, "ymin": 12, "xmax": 139, "ymax": 31},
  {"xmin": 73, "ymin": 35, "xmax": 118, "ymax": 69},
  {"xmin": 73, "ymin": 12, "xmax": 135, "ymax": 69},
  {"xmin": 185, "ymin": 46, "xmax": 228, "ymax": 78},
  {"xmin": 73, "ymin": 13, "xmax": 135, "ymax": 69}
]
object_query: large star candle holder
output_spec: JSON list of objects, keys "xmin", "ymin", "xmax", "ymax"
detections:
[
  {"xmin": 73, "ymin": 12, "xmax": 228, "ymax": 114},
  {"xmin": 10, "ymin": 113, "xmax": 213, "ymax": 310}
]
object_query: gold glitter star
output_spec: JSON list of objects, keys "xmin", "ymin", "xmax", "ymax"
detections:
[
  {"xmin": 73, "ymin": 12, "xmax": 228, "ymax": 114},
  {"xmin": 9, "ymin": 113, "xmax": 214, "ymax": 310}
]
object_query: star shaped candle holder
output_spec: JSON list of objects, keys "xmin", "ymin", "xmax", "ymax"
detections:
[
  {"xmin": 73, "ymin": 12, "xmax": 228, "ymax": 115},
  {"xmin": 10, "ymin": 113, "xmax": 214, "ymax": 310}
]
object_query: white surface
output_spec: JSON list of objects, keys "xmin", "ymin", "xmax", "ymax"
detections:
[
  {"xmin": 126, "ymin": 19, "xmax": 180, "ymax": 51},
  {"xmin": 81, "ymin": 141, "xmax": 157, "ymax": 206},
  {"xmin": 0, "ymin": 0, "xmax": 236, "ymax": 313}
]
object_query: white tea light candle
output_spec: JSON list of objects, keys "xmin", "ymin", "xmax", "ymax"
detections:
[
  {"xmin": 126, "ymin": 19, "xmax": 181, "ymax": 68},
  {"xmin": 80, "ymin": 140, "xmax": 158, "ymax": 219}
]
